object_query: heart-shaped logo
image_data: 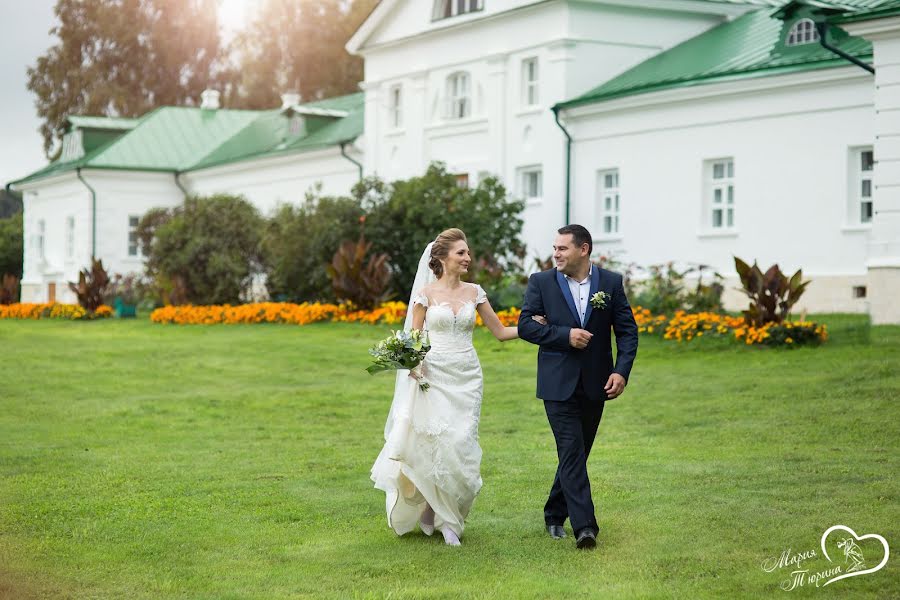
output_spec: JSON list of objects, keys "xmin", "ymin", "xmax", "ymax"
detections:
[{"xmin": 820, "ymin": 525, "xmax": 890, "ymax": 586}]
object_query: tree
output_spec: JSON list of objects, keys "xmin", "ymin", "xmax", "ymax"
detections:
[
  {"xmin": 261, "ymin": 192, "xmax": 365, "ymax": 302},
  {"xmin": 28, "ymin": 0, "xmax": 226, "ymax": 157},
  {"xmin": 139, "ymin": 194, "xmax": 265, "ymax": 305},
  {"xmin": 0, "ymin": 189, "xmax": 23, "ymax": 219},
  {"xmin": 0, "ymin": 213, "xmax": 24, "ymax": 279},
  {"xmin": 227, "ymin": 0, "xmax": 377, "ymax": 108},
  {"xmin": 358, "ymin": 163, "xmax": 526, "ymax": 300}
]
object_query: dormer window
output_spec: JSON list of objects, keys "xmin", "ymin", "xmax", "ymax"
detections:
[
  {"xmin": 433, "ymin": 0, "xmax": 483, "ymax": 21},
  {"xmin": 786, "ymin": 19, "xmax": 819, "ymax": 46},
  {"xmin": 446, "ymin": 72, "xmax": 471, "ymax": 120}
]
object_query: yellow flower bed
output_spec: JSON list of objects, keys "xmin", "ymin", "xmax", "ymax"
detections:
[
  {"xmin": 150, "ymin": 301, "xmax": 524, "ymax": 327},
  {"xmin": 641, "ymin": 307, "xmax": 827, "ymax": 347},
  {"xmin": 0, "ymin": 303, "xmax": 113, "ymax": 320}
]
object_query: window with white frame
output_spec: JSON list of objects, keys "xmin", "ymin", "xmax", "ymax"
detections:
[
  {"xmin": 454, "ymin": 173, "xmax": 470, "ymax": 189},
  {"xmin": 521, "ymin": 57, "xmax": 539, "ymax": 106},
  {"xmin": 786, "ymin": 19, "xmax": 819, "ymax": 46},
  {"xmin": 128, "ymin": 215, "xmax": 141, "ymax": 257},
  {"xmin": 706, "ymin": 158, "xmax": 735, "ymax": 229},
  {"xmin": 37, "ymin": 219, "xmax": 45, "ymax": 261},
  {"xmin": 432, "ymin": 0, "xmax": 483, "ymax": 21},
  {"xmin": 388, "ymin": 84, "xmax": 402, "ymax": 129},
  {"xmin": 518, "ymin": 166, "xmax": 542, "ymax": 203},
  {"xmin": 597, "ymin": 169, "xmax": 620, "ymax": 235},
  {"xmin": 851, "ymin": 147, "xmax": 874, "ymax": 224},
  {"xmin": 446, "ymin": 72, "xmax": 471, "ymax": 119},
  {"xmin": 66, "ymin": 216, "xmax": 75, "ymax": 259}
]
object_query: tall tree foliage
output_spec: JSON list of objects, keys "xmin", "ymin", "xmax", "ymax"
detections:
[
  {"xmin": 227, "ymin": 0, "xmax": 377, "ymax": 108},
  {"xmin": 27, "ymin": 0, "xmax": 224, "ymax": 157}
]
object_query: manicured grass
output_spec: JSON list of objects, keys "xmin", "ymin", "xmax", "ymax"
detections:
[{"xmin": 1, "ymin": 315, "xmax": 898, "ymax": 599}]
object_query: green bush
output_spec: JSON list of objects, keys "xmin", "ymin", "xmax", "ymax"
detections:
[
  {"xmin": 0, "ymin": 213, "xmax": 23, "ymax": 279},
  {"xmin": 138, "ymin": 194, "xmax": 265, "ymax": 305},
  {"xmin": 262, "ymin": 193, "xmax": 364, "ymax": 302},
  {"xmin": 356, "ymin": 163, "xmax": 526, "ymax": 300}
]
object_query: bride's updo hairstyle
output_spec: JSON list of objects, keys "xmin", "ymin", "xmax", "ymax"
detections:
[{"xmin": 429, "ymin": 228, "xmax": 467, "ymax": 278}]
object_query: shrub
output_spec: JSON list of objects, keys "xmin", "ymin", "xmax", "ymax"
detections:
[
  {"xmin": 327, "ymin": 237, "xmax": 393, "ymax": 309},
  {"xmin": 138, "ymin": 194, "xmax": 265, "ymax": 305},
  {"xmin": 734, "ymin": 257, "xmax": 810, "ymax": 326},
  {"xmin": 262, "ymin": 192, "xmax": 364, "ymax": 302},
  {"xmin": 633, "ymin": 262, "xmax": 687, "ymax": 316},
  {"xmin": 68, "ymin": 258, "xmax": 111, "ymax": 313},
  {"xmin": 0, "ymin": 213, "xmax": 23, "ymax": 280},
  {"xmin": 357, "ymin": 162, "xmax": 526, "ymax": 300}
]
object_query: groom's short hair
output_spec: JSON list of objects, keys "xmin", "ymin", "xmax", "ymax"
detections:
[{"xmin": 558, "ymin": 224, "xmax": 592, "ymax": 254}]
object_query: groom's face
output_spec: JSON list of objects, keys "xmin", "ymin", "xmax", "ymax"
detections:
[{"xmin": 553, "ymin": 234, "xmax": 589, "ymax": 276}]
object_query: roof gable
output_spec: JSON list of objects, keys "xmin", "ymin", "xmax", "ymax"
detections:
[{"xmin": 556, "ymin": 1, "xmax": 883, "ymax": 109}]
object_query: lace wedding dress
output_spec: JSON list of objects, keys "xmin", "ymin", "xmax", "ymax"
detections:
[{"xmin": 370, "ymin": 283, "xmax": 487, "ymax": 537}]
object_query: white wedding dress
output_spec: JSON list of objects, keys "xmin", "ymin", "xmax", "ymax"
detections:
[{"xmin": 371, "ymin": 283, "xmax": 487, "ymax": 537}]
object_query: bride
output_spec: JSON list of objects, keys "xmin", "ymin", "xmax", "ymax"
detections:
[{"xmin": 371, "ymin": 228, "xmax": 542, "ymax": 545}]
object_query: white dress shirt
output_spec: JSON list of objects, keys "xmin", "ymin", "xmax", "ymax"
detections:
[{"xmin": 564, "ymin": 265, "xmax": 592, "ymax": 326}]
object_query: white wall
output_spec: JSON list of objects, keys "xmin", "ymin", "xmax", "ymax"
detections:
[
  {"xmin": 564, "ymin": 67, "xmax": 877, "ymax": 312},
  {"xmin": 17, "ymin": 170, "xmax": 183, "ymax": 303},
  {"xmin": 184, "ymin": 148, "xmax": 361, "ymax": 216}
]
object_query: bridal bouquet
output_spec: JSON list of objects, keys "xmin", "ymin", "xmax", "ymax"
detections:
[{"xmin": 367, "ymin": 329, "xmax": 431, "ymax": 391}]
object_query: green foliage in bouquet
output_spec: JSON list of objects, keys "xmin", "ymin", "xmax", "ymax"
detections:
[
  {"xmin": 734, "ymin": 257, "xmax": 810, "ymax": 326},
  {"xmin": 327, "ymin": 236, "xmax": 392, "ymax": 310},
  {"xmin": 367, "ymin": 329, "xmax": 431, "ymax": 390},
  {"xmin": 68, "ymin": 257, "xmax": 111, "ymax": 313}
]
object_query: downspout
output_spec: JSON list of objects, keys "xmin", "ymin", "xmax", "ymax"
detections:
[
  {"xmin": 76, "ymin": 168, "xmax": 97, "ymax": 258},
  {"xmin": 174, "ymin": 171, "xmax": 189, "ymax": 197},
  {"xmin": 552, "ymin": 106, "xmax": 573, "ymax": 225},
  {"xmin": 340, "ymin": 141, "xmax": 364, "ymax": 181},
  {"xmin": 816, "ymin": 21, "xmax": 875, "ymax": 74}
]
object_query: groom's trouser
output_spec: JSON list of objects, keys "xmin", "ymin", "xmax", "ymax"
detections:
[{"xmin": 543, "ymin": 376, "xmax": 605, "ymax": 536}]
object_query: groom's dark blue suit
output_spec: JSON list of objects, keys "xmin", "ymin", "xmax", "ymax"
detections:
[{"xmin": 518, "ymin": 266, "xmax": 638, "ymax": 536}]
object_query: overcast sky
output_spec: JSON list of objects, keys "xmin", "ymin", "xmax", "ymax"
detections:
[{"xmin": 0, "ymin": 0, "xmax": 57, "ymax": 187}]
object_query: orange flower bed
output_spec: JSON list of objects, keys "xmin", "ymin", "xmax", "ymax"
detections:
[
  {"xmin": 0, "ymin": 303, "xmax": 113, "ymax": 320},
  {"xmin": 150, "ymin": 301, "xmax": 524, "ymax": 327},
  {"xmin": 148, "ymin": 301, "xmax": 825, "ymax": 347}
]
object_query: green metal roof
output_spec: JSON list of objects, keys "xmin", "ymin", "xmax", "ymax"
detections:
[
  {"xmin": 832, "ymin": 1, "xmax": 900, "ymax": 21},
  {"xmin": 556, "ymin": 1, "xmax": 890, "ymax": 110},
  {"xmin": 10, "ymin": 93, "xmax": 364, "ymax": 186},
  {"xmin": 66, "ymin": 115, "xmax": 140, "ymax": 131}
]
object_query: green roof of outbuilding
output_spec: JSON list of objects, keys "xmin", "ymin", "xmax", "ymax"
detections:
[
  {"xmin": 10, "ymin": 92, "xmax": 364, "ymax": 186},
  {"xmin": 66, "ymin": 115, "xmax": 140, "ymax": 131},
  {"xmin": 556, "ymin": 1, "xmax": 888, "ymax": 110}
]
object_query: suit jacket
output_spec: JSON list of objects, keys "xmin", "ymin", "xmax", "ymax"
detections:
[{"xmin": 517, "ymin": 267, "xmax": 638, "ymax": 402}]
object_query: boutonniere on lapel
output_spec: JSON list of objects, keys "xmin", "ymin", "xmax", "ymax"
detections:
[{"xmin": 590, "ymin": 291, "xmax": 610, "ymax": 310}]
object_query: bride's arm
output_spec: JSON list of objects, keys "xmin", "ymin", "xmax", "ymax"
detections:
[
  {"xmin": 411, "ymin": 303, "xmax": 426, "ymax": 331},
  {"xmin": 476, "ymin": 300, "xmax": 518, "ymax": 342}
]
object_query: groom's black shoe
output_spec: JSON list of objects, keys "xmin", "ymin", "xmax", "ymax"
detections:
[
  {"xmin": 575, "ymin": 530, "xmax": 597, "ymax": 550},
  {"xmin": 546, "ymin": 525, "xmax": 566, "ymax": 539}
]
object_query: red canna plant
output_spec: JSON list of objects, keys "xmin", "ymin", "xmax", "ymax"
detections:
[
  {"xmin": 68, "ymin": 257, "xmax": 111, "ymax": 314},
  {"xmin": 327, "ymin": 237, "xmax": 392, "ymax": 310},
  {"xmin": 734, "ymin": 257, "xmax": 810, "ymax": 327}
]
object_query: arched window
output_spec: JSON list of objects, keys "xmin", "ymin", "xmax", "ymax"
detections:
[
  {"xmin": 786, "ymin": 19, "xmax": 819, "ymax": 46},
  {"xmin": 432, "ymin": 0, "xmax": 484, "ymax": 21},
  {"xmin": 446, "ymin": 72, "xmax": 471, "ymax": 119}
]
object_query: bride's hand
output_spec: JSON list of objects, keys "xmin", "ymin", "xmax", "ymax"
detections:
[{"xmin": 532, "ymin": 315, "xmax": 548, "ymax": 326}]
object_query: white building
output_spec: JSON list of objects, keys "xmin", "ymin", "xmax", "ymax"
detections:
[{"xmin": 9, "ymin": 0, "xmax": 900, "ymax": 322}]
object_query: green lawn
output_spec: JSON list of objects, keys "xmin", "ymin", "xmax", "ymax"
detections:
[{"xmin": 1, "ymin": 316, "xmax": 897, "ymax": 599}]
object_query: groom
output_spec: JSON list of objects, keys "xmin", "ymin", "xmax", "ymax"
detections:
[{"xmin": 518, "ymin": 224, "xmax": 638, "ymax": 549}]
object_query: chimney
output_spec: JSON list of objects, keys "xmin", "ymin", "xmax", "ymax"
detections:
[
  {"xmin": 281, "ymin": 91, "xmax": 301, "ymax": 109},
  {"xmin": 200, "ymin": 89, "xmax": 220, "ymax": 110}
]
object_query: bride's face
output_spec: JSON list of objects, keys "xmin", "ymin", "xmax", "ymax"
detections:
[{"xmin": 441, "ymin": 240, "xmax": 471, "ymax": 277}]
